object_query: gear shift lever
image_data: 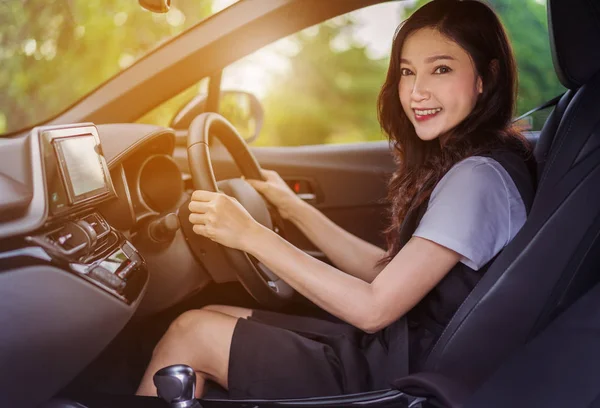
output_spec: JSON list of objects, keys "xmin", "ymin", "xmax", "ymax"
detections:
[{"xmin": 153, "ymin": 365, "xmax": 201, "ymax": 408}]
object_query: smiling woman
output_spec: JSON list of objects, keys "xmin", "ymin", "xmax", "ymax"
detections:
[
  {"xmin": 0, "ymin": 0, "xmax": 239, "ymax": 135},
  {"xmin": 398, "ymin": 28, "xmax": 484, "ymax": 142},
  {"xmin": 136, "ymin": 0, "xmax": 537, "ymax": 399}
]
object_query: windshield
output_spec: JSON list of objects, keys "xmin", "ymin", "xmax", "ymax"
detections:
[{"xmin": 0, "ymin": 0, "xmax": 239, "ymax": 135}]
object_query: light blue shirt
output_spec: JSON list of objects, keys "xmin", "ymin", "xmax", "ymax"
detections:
[{"xmin": 413, "ymin": 156, "xmax": 527, "ymax": 271}]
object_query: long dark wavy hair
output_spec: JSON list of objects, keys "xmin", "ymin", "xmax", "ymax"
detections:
[{"xmin": 376, "ymin": 0, "xmax": 533, "ymax": 266}]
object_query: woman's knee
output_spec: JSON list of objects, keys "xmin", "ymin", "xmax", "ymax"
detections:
[
  {"xmin": 149, "ymin": 310, "xmax": 209, "ymax": 358},
  {"xmin": 167, "ymin": 309, "xmax": 214, "ymax": 341},
  {"xmin": 161, "ymin": 309, "xmax": 238, "ymax": 353},
  {"xmin": 158, "ymin": 309, "xmax": 237, "ymax": 384}
]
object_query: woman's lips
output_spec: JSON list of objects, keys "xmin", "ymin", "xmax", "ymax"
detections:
[{"xmin": 414, "ymin": 108, "xmax": 442, "ymax": 122}]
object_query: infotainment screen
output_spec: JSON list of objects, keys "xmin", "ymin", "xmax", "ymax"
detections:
[{"xmin": 53, "ymin": 134, "xmax": 110, "ymax": 205}]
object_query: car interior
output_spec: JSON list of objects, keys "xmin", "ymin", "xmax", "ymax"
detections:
[{"xmin": 1, "ymin": 0, "xmax": 600, "ymax": 407}]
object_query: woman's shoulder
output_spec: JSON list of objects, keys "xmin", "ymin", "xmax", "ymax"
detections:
[
  {"xmin": 429, "ymin": 153, "xmax": 529, "ymax": 221},
  {"xmin": 416, "ymin": 154, "xmax": 528, "ymax": 270},
  {"xmin": 434, "ymin": 155, "xmax": 513, "ymax": 197},
  {"xmin": 449, "ymin": 155, "xmax": 506, "ymax": 173}
]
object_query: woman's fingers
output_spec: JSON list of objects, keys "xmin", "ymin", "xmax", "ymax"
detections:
[
  {"xmin": 261, "ymin": 169, "xmax": 278, "ymax": 181},
  {"xmin": 187, "ymin": 191, "xmax": 257, "ymax": 251},
  {"xmin": 192, "ymin": 224, "xmax": 215, "ymax": 240},
  {"xmin": 189, "ymin": 212, "xmax": 208, "ymax": 225},
  {"xmin": 191, "ymin": 190, "xmax": 219, "ymax": 202},
  {"xmin": 188, "ymin": 200, "xmax": 211, "ymax": 213},
  {"xmin": 189, "ymin": 190, "xmax": 227, "ymax": 212},
  {"xmin": 192, "ymin": 224, "xmax": 205, "ymax": 235},
  {"xmin": 246, "ymin": 178, "xmax": 267, "ymax": 192}
]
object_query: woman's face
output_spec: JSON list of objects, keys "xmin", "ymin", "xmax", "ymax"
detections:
[{"xmin": 398, "ymin": 27, "xmax": 483, "ymax": 142}]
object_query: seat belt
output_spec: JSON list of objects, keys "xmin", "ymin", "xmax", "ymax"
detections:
[{"xmin": 512, "ymin": 92, "xmax": 565, "ymax": 123}]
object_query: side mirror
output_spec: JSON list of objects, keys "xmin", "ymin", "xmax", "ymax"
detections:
[{"xmin": 170, "ymin": 90, "xmax": 264, "ymax": 143}]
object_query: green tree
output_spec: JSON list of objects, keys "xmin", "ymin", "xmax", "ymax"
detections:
[
  {"xmin": 255, "ymin": 19, "xmax": 389, "ymax": 147},
  {"xmin": 0, "ymin": 0, "xmax": 214, "ymax": 134}
]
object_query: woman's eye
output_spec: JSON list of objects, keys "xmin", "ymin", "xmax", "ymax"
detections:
[
  {"xmin": 400, "ymin": 68, "xmax": 413, "ymax": 76},
  {"xmin": 433, "ymin": 65, "xmax": 452, "ymax": 74}
]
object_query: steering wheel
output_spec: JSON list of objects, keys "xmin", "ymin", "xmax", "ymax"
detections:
[{"xmin": 179, "ymin": 112, "xmax": 294, "ymax": 307}]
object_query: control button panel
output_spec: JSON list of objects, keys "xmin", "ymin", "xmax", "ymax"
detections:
[
  {"xmin": 28, "ymin": 221, "xmax": 90, "ymax": 257},
  {"xmin": 83, "ymin": 213, "xmax": 110, "ymax": 239},
  {"xmin": 26, "ymin": 212, "xmax": 117, "ymax": 261},
  {"xmin": 67, "ymin": 240, "xmax": 145, "ymax": 303},
  {"xmin": 117, "ymin": 260, "xmax": 138, "ymax": 280},
  {"xmin": 89, "ymin": 265, "xmax": 126, "ymax": 292},
  {"xmin": 26, "ymin": 212, "xmax": 147, "ymax": 304}
]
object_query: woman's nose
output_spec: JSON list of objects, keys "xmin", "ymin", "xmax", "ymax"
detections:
[{"xmin": 411, "ymin": 76, "xmax": 430, "ymax": 102}]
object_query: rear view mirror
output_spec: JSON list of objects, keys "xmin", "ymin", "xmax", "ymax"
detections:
[
  {"xmin": 170, "ymin": 90, "xmax": 264, "ymax": 143},
  {"xmin": 138, "ymin": 0, "xmax": 171, "ymax": 13}
]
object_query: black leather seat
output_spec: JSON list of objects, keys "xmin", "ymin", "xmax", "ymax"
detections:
[
  {"xmin": 420, "ymin": 0, "xmax": 600, "ymax": 393},
  {"xmin": 463, "ymin": 279, "xmax": 600, "ymax": 408}
]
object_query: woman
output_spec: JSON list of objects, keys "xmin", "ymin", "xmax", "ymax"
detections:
[{"xmin": 137, "ymin": 0, "xmax": 535, "ymax": 399}]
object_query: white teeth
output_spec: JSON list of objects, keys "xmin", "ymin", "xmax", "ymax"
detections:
[{"xmin": 415, "ymin": 108, "xmax": 442, "ymax": 116}]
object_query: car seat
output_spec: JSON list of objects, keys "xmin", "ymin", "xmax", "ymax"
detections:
[{"xmin": 419, "ymin": 0, "xmax": 600, "ymax": 393}]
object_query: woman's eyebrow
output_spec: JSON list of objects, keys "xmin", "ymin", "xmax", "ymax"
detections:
[
  {"xmin": 425, "ymin": 54, "xmax": 456, "ymax": 63},
  {"xmin": 400, "ymin": 55, "xmax": 456, "ymax": 64}
]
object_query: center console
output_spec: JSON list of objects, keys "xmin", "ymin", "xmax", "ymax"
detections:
[
  {"xmin": 0, "ymin": 124, "xmax": 153, "ymax": 408},
  {"xmin": 24, "ymin": 211, "xmax": 147, "ymax": 304},
  {"xmin": 18, "ymin": 124, "xmax": 148, "ymax": 304}
]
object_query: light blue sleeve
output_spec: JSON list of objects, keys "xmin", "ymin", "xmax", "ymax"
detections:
[{"xmin": 412, "ymin": 157, "xmax": 525, "ymax": 270}]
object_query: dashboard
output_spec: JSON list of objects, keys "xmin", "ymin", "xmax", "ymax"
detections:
[{"xmin": 0, "ymin": 122, "xmax": 212, "ymax": 407}]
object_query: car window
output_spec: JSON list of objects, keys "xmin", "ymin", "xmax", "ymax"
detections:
[
  {"xmin": 0, "ymin": 0, "xmax": 240, "ymax": 136},
  {"xmin": 221, "ymin": 0, "xmax": 564, "ymax": 146},
  {"xmin": 222, "ymin": 2, "xmax": 400, "ymax": 147},
  {"xmin": 137, "ymin": 79, "xmax": 209, "ymax": 127}
]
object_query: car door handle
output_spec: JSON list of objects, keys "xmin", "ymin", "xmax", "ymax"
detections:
[
  {"xmin": 286, "ymin": 178, "xmax": 319, "ymax": 204},
  {"xmin": 297, "ymin": 193, "xmax": 316, "ymax": 202}
]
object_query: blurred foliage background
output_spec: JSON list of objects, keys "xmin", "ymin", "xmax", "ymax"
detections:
[
  {"xmin": 1, "ymin": 0, "xmax": 564, "ymax": 146},
  {"xmin": 0, "ymin": 0, "xmax": 218, "ymax": 134}
]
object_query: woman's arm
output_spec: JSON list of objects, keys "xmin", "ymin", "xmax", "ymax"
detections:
[
  {"xmin": 246, "ymin": 170, "xmax": 385, "ymax": 282},
  {"xmin": 188, "ymin": 190, "xmax": 460, "ymax": 333},
  {"xmin": 287, "ymin": 199, "xmax": 386, "ymax": 282},
  {"xmin": 241, "ymin": 159, "xmax": 518, "ymax": 331},
  {"xmin": 243, "ymin": 223, "xmax": 461, "ymax": 333},
  {"xmin": 188, "ymin": 190, "xmax": 459, "ymax": 332},
  {"xmin": 189, "ymin": 159, "xmax": 512, "ymax": 333}
]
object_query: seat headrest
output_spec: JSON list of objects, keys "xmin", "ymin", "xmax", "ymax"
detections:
[{"xmin": 549, "ymin": 0, "xmax": 600, "ymax": 89}]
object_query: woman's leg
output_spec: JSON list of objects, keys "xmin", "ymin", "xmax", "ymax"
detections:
[
  {"xmin": 201, "ymin": 304, "xmax": 253, "ymax": 319},
  {"xmin": 136, "ymin": 309, "xmax": 239, "ymax": 398}
]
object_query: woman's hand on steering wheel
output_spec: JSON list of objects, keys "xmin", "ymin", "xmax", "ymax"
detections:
[
  {"xmin": 188, "ymin": 190, "xmax": 262, "ymax": 252},
  {"xmin": 245, "ymin": 169, "xmax": 301, "ymax": 220},
  {"xmin": 184, "ymin": 112, "xmax": 296, "ymax": 304}
]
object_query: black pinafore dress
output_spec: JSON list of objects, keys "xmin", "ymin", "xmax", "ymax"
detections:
[{"xmin": 227, "ymin": 149, "xmax": 535, "ymax": 399}]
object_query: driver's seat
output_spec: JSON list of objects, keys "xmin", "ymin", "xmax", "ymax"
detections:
[
  {"xmin": 202, "ymin": 0, "xmax": 600, "ymax": 401},
  {"xmin": 420, "ymin": 0, "xmax": 600, "ymax": 392}
]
